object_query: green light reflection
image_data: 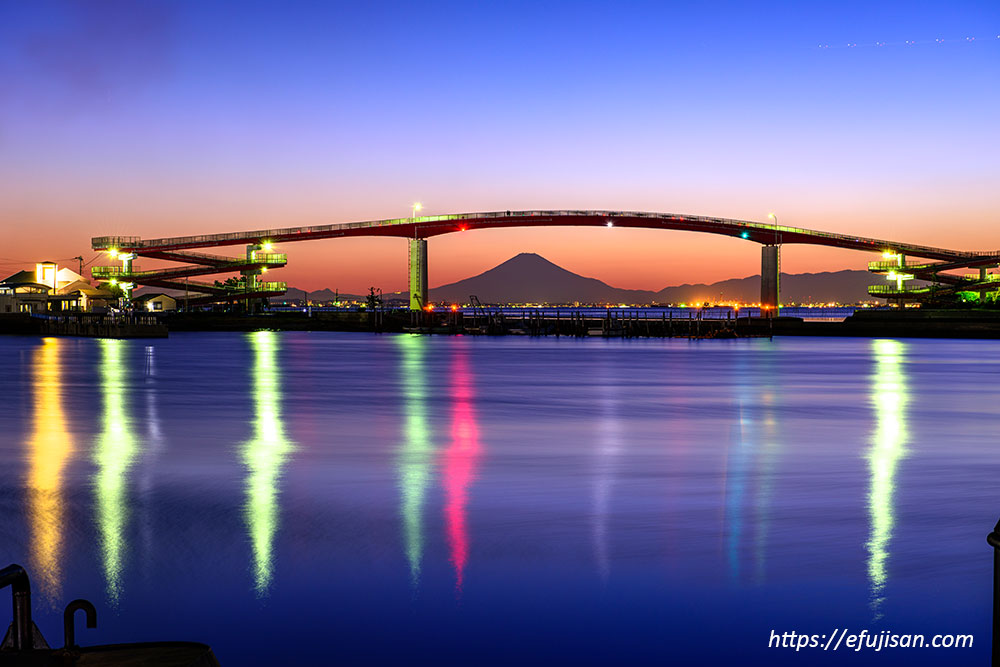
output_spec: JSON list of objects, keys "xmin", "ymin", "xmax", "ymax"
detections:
[
  {"xmin": 94, "ymin": 339, "xmax": 139, "ymax": 604},
  {"xmin": 867, "ymin": 339, "xmax": 909, "ymax": 619},
  {"xmin": 242, "ymin": 331, "xmax": 295, "ymax": 596},
  {"xmin": 397, "ymin": 335, "xmax": 435, "ymax": 586}
]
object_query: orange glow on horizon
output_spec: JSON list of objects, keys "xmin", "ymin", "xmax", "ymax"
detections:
[{"xmin": 7, "ymin": 199, "xmax": 998, "ymax": 294}]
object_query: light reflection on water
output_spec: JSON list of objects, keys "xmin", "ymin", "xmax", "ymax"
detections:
[
  {"xmin": 867, "ymin": 339, "xmax": 909, "ymax": 619},
  {"xmin": 591, "ymin": 357, "xmax": 622, "ymax": 584},
  {"xmin": 93, "ymin": 338, "xmax": 140, "ymax": 604},
  {"xmin": 0, "ymin": 332, "xmax": 996, "ymax": 664},
  {"xmin": 442, "ymin": 343, "xmax": 482, "ymax": 592},
  {"xmin": 397, "ymin": 334, "xmax": 434, "ymax": 587},
  {"xmin": 27, "ymin": 338, "xmax": 73, "ymax": 602},
  {"xmin": 242, "ymin": 330, "xmax": 295, "ymax": 596}
]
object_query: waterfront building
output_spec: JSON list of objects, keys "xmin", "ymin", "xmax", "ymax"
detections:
[
  {"xmin": 133, "ymin": 293, "xmax": 177, "ymax": 312},
  {"xmin": 0, "ymin": 262, "xmax": 116, "ymax": 313}
]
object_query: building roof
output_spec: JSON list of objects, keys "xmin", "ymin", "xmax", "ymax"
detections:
[
  {"xmin": 1, "ymin": 270, "xmax": 38, "ymax": 285},
  {"xmin": 133, "ymin": 293, "xmax": 175, "ymax": 303},
  {"xmin": 58, "ymin": 280, "xmax": 113, "ymax": 297}
]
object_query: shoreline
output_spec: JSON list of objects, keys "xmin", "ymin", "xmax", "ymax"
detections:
[{"xmin": 5, "ymin": 309, "xmax": 1000, "ymax": 340}]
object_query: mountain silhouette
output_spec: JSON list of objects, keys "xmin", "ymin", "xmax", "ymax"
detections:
[{"xmin": 430, "ymin": 253, "xmax": 657, "ymax": 304}]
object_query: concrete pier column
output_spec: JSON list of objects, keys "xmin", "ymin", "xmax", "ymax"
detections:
[
  {"xmin": 119, "ymin": 253, "xmax": 135, "ymax": 304},
  {"xmin": 408, "ymin": 238, "xmax": 428, "ymax": 311},
  {"xmin": 761, "ymin": 244, "xmax": 781, "ymax": 315}
]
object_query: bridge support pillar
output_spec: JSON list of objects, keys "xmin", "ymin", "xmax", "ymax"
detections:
[
  {"xmin": 244, "ymin": 243, "xmax": 262, "ymax": 313},
  {"xmin": 408, "ymin": 238, "xmax": 428, "ymax": 311},
  {"xmin": 761, "ymin": 244, "xmax": 780, "ymax": 316}
]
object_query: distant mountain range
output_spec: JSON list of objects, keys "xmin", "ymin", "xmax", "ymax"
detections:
[{"xmin": 426, "ymin": 253, "xmax": 876, "ymax": 304}]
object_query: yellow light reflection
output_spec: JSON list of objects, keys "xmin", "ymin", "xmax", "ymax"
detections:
[
  {"xmin": 94, "ymin": 339, "xmax": 139, "ymax": 603},
  {"xmin": 242, "ymin": 331, "xmax": 295, "ymax": 596},
  {"xmin": 27, "ymin": 338, "xmax": 74, "ymax": 603},
  {"xmin": 867, "ymin": 339, "xmax": 909, "ymax": 619},
  {"xmin": 397, "ymin": 335, "xmax": 434, "ymax": 586}
]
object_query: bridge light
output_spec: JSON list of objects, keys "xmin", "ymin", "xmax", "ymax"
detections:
[
  {"xmin": 412, "ymin": 202, "xmax": 423, "ymax": 218},
  {"xmin": 606, "ymin": 221, "xmax": 613, "ymax": 228},
  {"xmin": 262, "ymin": 242, "xmax": 273, "ymax": 252},
  {"xmin": 261, "ymin": 267, "xmax": 268, "ymax": 273},
  {"xmin": 767, "ymin": 212, "xmax": 777, "ymax": 221},
  {"xmin": 108, "ymin": 249, "xmax": 119, "ymax": 259},
  {"xmin": 740, "ymin": 231, "xmax": 749, "ymax": 239}
]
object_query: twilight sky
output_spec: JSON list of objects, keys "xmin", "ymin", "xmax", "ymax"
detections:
[{"xmin": 1, "ymin": 0, "xmax": 997, "ymax": 293}]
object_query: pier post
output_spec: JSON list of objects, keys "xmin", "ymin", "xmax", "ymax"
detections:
[
  {"xmin": 988, "ymin": 520, "xmax": 1000, "ymax": 665},
  {"xmin": 408, "ymin": 238, "xmax": 428, "ymax": 311},
  {"xmin": 761, "ymin": 244, "xmax": 781, "ymax": 316}
]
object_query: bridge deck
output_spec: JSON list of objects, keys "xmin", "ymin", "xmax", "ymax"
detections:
[{"xmin": 92, "ymin": 210, "xmax": 997, "ymax": 263}]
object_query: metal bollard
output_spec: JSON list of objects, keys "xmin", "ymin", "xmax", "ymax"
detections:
[
  {"xmin": 988, "ymin": 520, "xmax": 1000, "ymax": 666},
  {"xmin": 63, "ymin": 598, "xmax": 97, "ymax": 649},
  {"xmin": 0, "ymin": 564, "xmax": 33, "ymax": 651}
]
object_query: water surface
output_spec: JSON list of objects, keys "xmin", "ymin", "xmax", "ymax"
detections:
[{"xmin": 0, "ymin": 332, "xmax": 997, "ymax": 664}]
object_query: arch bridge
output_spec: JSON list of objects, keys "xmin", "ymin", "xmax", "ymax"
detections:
[{"xmin": 91, "ymin": 210, "xmax": 1000, "ymax": 310}]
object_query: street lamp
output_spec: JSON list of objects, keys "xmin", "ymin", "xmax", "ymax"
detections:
[
  {"xmin": 412, "ymin": 202, "xmax": 423, "ymax": 219},
  {"xmin": 767, "ymin": 212, "xmax": 778, "ymax": 226}
]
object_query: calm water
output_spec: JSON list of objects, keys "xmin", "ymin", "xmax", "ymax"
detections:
[{"xmin": 0, "ymin": 332, "xmax": 997, "ymax": 665}]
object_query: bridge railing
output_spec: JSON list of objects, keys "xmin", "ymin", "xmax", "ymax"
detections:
[
  {"xmin": 255, "ymin": 253, "xmax": 287, "ymax": 265},
  {"xmin": 93, "ymin": 210, "xmax": 999, "ymax": 262},
  {"xmin": 153, "ymin": 249, "xmax": 251, "ymax": 263},
  {"xmin": 867, "ymin": 285, "xmax": 932, "ymax": 295},
  {"xmin": 867, "ymin": 260, "xmax": 936, "ymax": 272},
  {"xmin": 92, "ymin": 236, "xmax": 141, "ymax": 250}
]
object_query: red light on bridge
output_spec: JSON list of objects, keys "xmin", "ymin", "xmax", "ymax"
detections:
[{"xmin": 459, "ymin": 226, "xmax": 467, "ymax": 232}]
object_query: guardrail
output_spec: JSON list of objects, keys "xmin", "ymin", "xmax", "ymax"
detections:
[
  {"xmin": 867, "ymin": 285, "xmax": 932, "ymax": 295},
  {"xmin": 91, "ymin": 236, "xmax": 141, "ymax": 249},
  {"xmin": 867, "ymin": 261, "xmax": 935, "ymax": 272},
  {"xmin": 255, "ymin": 253, "xmax": 287, "ymax": 265},
  {"xmin": 29, "ymin": 312, "xmax": 162, "ymax": 326},
  {"xmin": 90, "ymin": 266, "xmax": 123, "ymax": 278}
]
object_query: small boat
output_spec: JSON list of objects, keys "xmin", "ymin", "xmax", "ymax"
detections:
[{"xmin": 0, "ymin": 564, "xmax": 219, "ymax": 666}]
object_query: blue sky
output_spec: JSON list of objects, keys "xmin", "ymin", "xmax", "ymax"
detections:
[{"xmin": 1, "ymin": 1, "xmax": 997, "ymax": 290}]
